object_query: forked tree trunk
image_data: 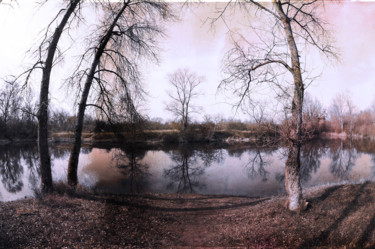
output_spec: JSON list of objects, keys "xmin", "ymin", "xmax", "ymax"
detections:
[
  {"xmin": 273, "ymin": 0, "xmax": 307, "ymax": 210},
  {"xmin": 38, "ymin": 0, "xmax": 81, "ymax": 193},
  {"xmin": 67, "ymin": 2, "xmax": 129, "ymax": 187}
]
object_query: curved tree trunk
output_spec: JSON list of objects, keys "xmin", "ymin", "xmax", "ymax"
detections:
[
  {"xmin": 38, "ymin": 0, "xmax": 81, "ymax": 193},
  {"xmin": 273, "ymin": 0, "xmax": 307, "ymax": 211},
  {"xmin": 67, "ymin": 2, "xmax": 129, "ymax": 187}
]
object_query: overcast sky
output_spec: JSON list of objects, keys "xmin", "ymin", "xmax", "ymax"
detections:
[{"xmin": 1, "ymin": 1, "xmax": 375, "ymax": 122}]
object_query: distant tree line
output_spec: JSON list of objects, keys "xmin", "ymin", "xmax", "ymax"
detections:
[{"xmin": 0, "ymin": 80, "xmax": 37, "ymax": 140}]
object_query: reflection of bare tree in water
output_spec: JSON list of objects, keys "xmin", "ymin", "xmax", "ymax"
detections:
[
  {"xmin": 227, "ymin": 147, "xmax": 247, "ymax": 158},
  {"xmin": 50, "ymin": 147, "xmax": 67, "ymax": 160},
  {"xmin": 0, "ymin": 148, "xmax": 23, "ymax": 193},
  {"xmin": 0, "ymin": 144, "xmax": 40, "ymax": 193},
  {"xmin": 0, "ymin": 144, "xmax": 41, "ymax": 196},
  {"xmin": 244, "ymin": 149, "xmax": 270, "ymax": 182},
  {"xmin": 0, "ymin": 144, "xmax": 39, "ymax": 194},
  {"xmin": 197, "ymin": 146, "xmax": 223, "ymax": 167},
  {"xmin": 164, "ymin": 146, "xmax": 212, "ymax": 194},
  {"xmin": 111, "ymin": 146, "xmax": 149, "ymax": 194},
  {"xmin": 329, "ymin": 141, "xmax": 357, "ymax": 180},
  {"xmin": 299, "ymin": 141, "xmax": 326, "ymax": 183},
  {"xmin": 21, "ymin": 146, "xmax": 40, "ymax": 192}
]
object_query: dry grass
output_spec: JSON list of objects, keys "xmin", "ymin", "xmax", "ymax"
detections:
[{"xmin": 52, "ymin": 129, "xmax": 278, "ymax": 145}]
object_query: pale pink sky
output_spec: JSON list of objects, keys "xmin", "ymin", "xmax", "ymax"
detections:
[
  {"xmin": 146, "ymin": 1, "xmax": 375, "ymax": 121},
  {"xmin": 1, "ymin": 1, "xmax": 375, "ymax": 122}
]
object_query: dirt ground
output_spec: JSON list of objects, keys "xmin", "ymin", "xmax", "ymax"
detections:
[{"xmin": 1, "ymin": 182, "xmax": 375, "ymax": 248}]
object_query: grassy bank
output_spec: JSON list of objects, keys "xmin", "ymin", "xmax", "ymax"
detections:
[
  {"xmin": 51, "ymin": 128, "xmax": 279, "ymax": 145},
  {"xmin": 1, "ymin": 182, "xmax": 375, "ymax": 248}
]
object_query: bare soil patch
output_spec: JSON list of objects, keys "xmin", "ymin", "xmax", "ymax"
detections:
[{"xmin": 1, "ymin": 182, "xmax": 375, "ymax": 248}]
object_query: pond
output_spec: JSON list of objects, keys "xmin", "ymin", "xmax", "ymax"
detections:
[{"xmin": 1, "ymin": 139, "xmax": 375, "ymax": 202}]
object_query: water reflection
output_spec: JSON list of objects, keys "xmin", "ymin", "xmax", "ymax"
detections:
[
  {"xmin": 0, "ymin": 149, "xmax": 24, "ymax": 193},
  {"xmin": 50, "ymin": 146, "xmax": 70, "ymax": 160},
  {"xmin": 300, "ymin": 140, "xmax": 326, "ymax": 183},
  {"xmin": 22, "ymin": 146, "xmax": 40, "ymax": 193},
  {"xmin": 197, "ymin": 146, "xmax": 224, "ymax": 167},
  {"xmin": 164, "ymin": 146, "xmax": 206, "ymax": 193},
  {"xmin": 111, "ymin": 145, "xmax": 150, "ymax": 193},
  {"xmin": 329, "ymin": 141, "xmax": 357, "ymax": 180},
  {"xmin": 227, "ymin": 147, "xmax": 248, "ymax": 158},
  {"xmin": 244, "ymin": 149, "xmax": 270, "ymax": 181},
  {"xmin": 0, "ymin": 144, "xmax": 40, "ymax": 200},
  {"xmin": 284, "ymin": 144, "xmax": 308, "ymax": 211},
  {"xmin": 2, "ymin": 139, "xmax": 375, "ymax": 201}
]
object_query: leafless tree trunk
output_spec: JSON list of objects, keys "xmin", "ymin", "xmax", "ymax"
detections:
[
  {"xmin": 284, "ymin": 144, "xmax": 308, "ymax": 211},
  {"xmin": 165, "ymin": 68, "xmax": 203, "ymax": 131},
  {"xmin": 67, "ymin": 1, "xmax": 130, "ymax": 187},
  {"xmin": 216, "ymin": 0, "xmax": 336, "ymax": 210},
  {"xmin": 273, "ymin": 0, "xmax": 303, "ymax": 145},
  {"xmin": 14, "ymin": 0, "xmax": 81, "ymax": 193},
  {"xmin": 36, "ymin": 0, "xmax": 81, "ymax": 193},
  {"xmin": 67, "ymin": 0, "xmax": 170, "ymax": 187}
]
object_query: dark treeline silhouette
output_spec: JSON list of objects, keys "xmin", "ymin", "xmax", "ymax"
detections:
[
  {"xmin": 0, "ymin": 80, "xmax": 37, "ymax": 140},
  {"xmin": 0, "ymin": 108, "xmax": 97, "ymax": 140}
]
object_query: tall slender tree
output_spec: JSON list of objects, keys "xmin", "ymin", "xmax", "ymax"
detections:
[
  {"xmin": 165, "ymin": 68, "xmax": 203, "ymax": 131},
  {"xmin": 217, "ymin": 0, "xmax": 336, "ymax": 211},
  {"xmin": 67, "ymin": 0, "xmax": 171, "ymax": 187},
  {"xmin": 18, "ymin": 0, "xmax": 82, "ymax": 193}
]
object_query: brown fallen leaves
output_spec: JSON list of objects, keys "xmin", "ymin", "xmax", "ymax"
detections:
[{"xmin": 1, "ymin": 182, "xmax": 375, "ymax": 248}]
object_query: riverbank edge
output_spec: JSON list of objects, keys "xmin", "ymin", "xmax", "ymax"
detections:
[
  {"xmin": 3, "ymin": 131, "xmax": 374, "ymax": 146},
  {"xmin": 4, "ymin": 130, "xmax": 375, "ymax": 147},
  {"xmin": 49, "ymin": 130, "xmax": 375, "ymax": 145},
  {"xmin": 50, "ymin": 129, "xmax": 278, "ymax": 145},
  {"xmin": 1, "ymin": 181, "xmax": 375, "ymax": 248}
]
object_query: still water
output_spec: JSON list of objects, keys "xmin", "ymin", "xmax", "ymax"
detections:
[{"xmin": 1, "ymin": 139, "xmax": 375, "ymax": 202}]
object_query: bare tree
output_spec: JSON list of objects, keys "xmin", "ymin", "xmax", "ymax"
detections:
[
  {"xmin": 0, "ymin": 79, "xmax": 21, "ymax": 127},
  {"xmin": 0, "ymin": 78, "xmax": 38, "ymax": 140},
  {"xmin": 66, "ymin": 0, "xmax": 172, "ymax": 187},
  {"xmin": 215, "ymin": 0, "xmax": 336, "ymax": 211},
  {"xmin": 243, "ymin": 99, "xmax": 268, "ymax": 128},
  {"xmin": 302, "ymin": 93, "xmax": 325, "ymax": 138},
  {"xmin": 15, "ymin": 0, "xmax": 82, "ymax": 193},
  {"xmin": 346, "ymin": 97, "xmax": 356, "ymax": 138},
  {"xmin": 329, "ymin": 92, "xmax": 356, "ymax": 136},
  {"xmin": 330, "ymin": 93, "xmax": 347, "ymax": 133},
  {"xmin": 165, "ymin": 68, "xmax": 203, "ymax": 131}
]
